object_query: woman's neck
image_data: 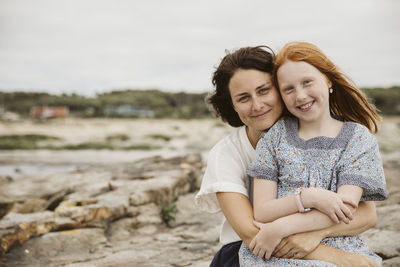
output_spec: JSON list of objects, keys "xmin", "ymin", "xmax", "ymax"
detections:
[{"xmin": 246, "ymin": 126, "xmax": 264, "ymax": 149}]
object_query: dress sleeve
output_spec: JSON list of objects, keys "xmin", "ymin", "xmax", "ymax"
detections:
[
  {"xmin": 246, "ymin": 121, "xmax": 283, "ymax": 181},
  {"xmin": 195, "ymin": 141, "xmax": 249, "ymax": 213},
  {"xmin": 337, "ymin": 125, "xmax": 387, "ymax": 201}
]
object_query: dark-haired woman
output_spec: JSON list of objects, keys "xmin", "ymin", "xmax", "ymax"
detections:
[{"xmin": 195, "ymin": 45, "xmax": 378, "ymax": 267}]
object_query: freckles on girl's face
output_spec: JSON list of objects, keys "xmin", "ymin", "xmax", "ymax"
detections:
[{"xmin": 277, "ymin": 60, "xmax": 332, "ymax": 124}]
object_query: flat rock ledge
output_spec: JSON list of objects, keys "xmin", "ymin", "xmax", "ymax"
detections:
[
  {"xmin": 0, "ymin": 156, "xmax": 399, "ymax": 266},
  {"xmin": 0, "ymin": 154, "xmax": 222, "ymax": 266}
]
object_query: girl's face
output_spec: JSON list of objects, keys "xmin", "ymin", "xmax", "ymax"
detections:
[
  {"xmin": 277, "ymin": 60, "xmax": 332, "ymax": 124},
  {"xmin": 229, "ymin": 69, "xmax": 283, "ymax": 134}
]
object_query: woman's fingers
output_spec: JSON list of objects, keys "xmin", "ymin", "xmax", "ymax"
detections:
[
  {"xmin": 273, "ymin": 238, "xmax": 288, "ymax": 255},
  {"xmin": 274, "ymin": 246, "xmax": 290, "ymax": 258}
]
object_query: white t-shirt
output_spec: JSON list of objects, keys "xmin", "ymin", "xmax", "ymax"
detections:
[{"xmin": 195, "ymin": 125, "xmax": 255, "ymax": 244}]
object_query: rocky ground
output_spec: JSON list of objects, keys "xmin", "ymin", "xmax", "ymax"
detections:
[{"xmin": 0, "ymin": 118, "xmax": 399, "ymax": 266}]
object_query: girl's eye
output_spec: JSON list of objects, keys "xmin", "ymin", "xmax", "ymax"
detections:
[
  {"xmin": 284, "ymin": 87, "xmax": 293, "ymax": 93},
  {"xmin": 304, "ymin": 80, "xmax": 312, "ymax": 85}
]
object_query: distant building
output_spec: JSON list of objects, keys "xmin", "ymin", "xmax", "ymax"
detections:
[
  {"xmin": 0, "ymin": 106, "xmax": 20, "ymax": 121},
  {"xmin": 31, "ymin": 106, "xmax": 69, "ymax": 120},
  {"xmin": 104, "ymin": 104, "xmax": 154, "ymax": 117}
]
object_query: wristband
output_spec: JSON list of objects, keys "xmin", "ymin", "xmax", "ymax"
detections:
[{"xmin": 295, "ymin": 187, "xmax": 310, "ymax": 213}]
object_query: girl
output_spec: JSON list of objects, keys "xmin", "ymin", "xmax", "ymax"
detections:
[{"xmin": 239, "ymin": 41, "xmax": 387, "ymax": 266}]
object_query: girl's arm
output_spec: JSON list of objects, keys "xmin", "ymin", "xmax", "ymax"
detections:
[{"xmin": 253, "ymin": 179, "xmax": 356, "ymax": 224}]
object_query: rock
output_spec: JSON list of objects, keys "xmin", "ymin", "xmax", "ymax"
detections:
[
  {"xmin": 4, "ymin": 228, "xmax": 107, "ymax": 267},
  {"xmin": 375, "ymin": 204, "xmax": 400, "ymax": 231},
  {"xmin": 383, "ymin": 257, "xmax": 400, "ymax": 267},
  {"xmin": 364, "ymin": 229, "xmax": 400, "ymax": 259},
  {"xmin": 1, "ymin": 151, "xmax": 397, "ymax": 266}
]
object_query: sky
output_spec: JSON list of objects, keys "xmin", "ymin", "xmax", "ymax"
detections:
[{"xmin": 0, "ymin": 0, "xmax": 399, "ymax": 96}]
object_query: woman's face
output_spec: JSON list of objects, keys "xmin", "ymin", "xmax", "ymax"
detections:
[{"xmin": 229, "ymin": 69, "xmax": 283, "ymax": 133}]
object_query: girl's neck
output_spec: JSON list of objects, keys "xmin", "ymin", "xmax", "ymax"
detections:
[
  {"xmin": 298, "ymin": 116, "xmax": 343, "ymax": 140},
  {"xmin": 246, "ymin": 126, "xmax": 264, "ymax": 149}
]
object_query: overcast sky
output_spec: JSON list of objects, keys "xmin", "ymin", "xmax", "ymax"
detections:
[{"xmin": 0, "ymin": 0, "xmax": 399, "ymax": 96}]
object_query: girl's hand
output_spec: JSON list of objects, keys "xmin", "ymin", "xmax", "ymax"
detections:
[
  {"xmin": 302, "ymin": 188, "xmax": 357, "ymax": 224},
  {"xmin": 272, "ymin": 230, "xmax": 325, "ymax": 259},
  {"xmin": 249, "ymin": 221, "xmax": 284, "ymax": 260}
]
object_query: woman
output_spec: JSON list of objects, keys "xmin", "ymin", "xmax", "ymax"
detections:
[{"xmin": 195, "ymin": 45, "xmax": 378, "ymax": 266}]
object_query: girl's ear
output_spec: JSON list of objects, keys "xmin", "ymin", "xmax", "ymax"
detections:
[{"xmin": 324, "ymin": 75, "xmax": 333, "ymax": 88}]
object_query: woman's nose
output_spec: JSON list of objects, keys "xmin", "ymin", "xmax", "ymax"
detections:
[{"xmin": 252, "ymin": 97, "xmax": 263, "ymax": 111}]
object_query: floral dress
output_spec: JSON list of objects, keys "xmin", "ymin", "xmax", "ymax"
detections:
[{"xmin": 239, "ymin": 117, "xmax": 387, "ymax": 267}]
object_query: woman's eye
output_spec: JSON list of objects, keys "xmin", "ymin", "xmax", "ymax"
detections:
[
  {"xmin": 238, "ymin": 96, "xmax": 249, "ymax": 102},
  {"xmin": 304, "ymin": 80, "xmax": 312, "ymax": 85},
  {"xmin": 258, "ymin": 87, "xmax": 269, "ymax": 94}
]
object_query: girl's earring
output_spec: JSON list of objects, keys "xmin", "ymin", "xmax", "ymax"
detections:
[{"xmin": 329, "ymin": 87, "xmax": 333, "ymax": 94}]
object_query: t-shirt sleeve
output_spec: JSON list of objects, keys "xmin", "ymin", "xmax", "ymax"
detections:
[
  {"xmin": 194, "ymin": 141, "xmax": 249, "ymax": 213},
  {"xmin": 246, "ymin": 121, "xmax": 283, "ymax": 181},
  {"xmin": 337, "ymin": 125, "xmax": 387, "ymax": 201}
]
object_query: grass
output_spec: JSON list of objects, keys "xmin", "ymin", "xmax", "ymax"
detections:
[
  {"xmin": 161, "ymin": 201, "xmax": 178, "ymax": 227},
  {"xmin": 147, "ymin": 134, "xmax": 171, "ymax": 142},
  {"xmin": 0, "ymin": 134, "xmax": 60, "ymax": 150},
  {"xmin": 105, "ymin": 134, "xmax": 130, "ymax": 142},
  {"xmin": 0, "ymin": 134, "xmax": 159, "ymax": 150}
]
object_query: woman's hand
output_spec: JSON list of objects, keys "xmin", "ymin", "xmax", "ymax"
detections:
[
  {"xmin": 302, "ymin": 188, "xmax": 357, "ymax": 224},
  {"xmin": 272, "ymin": 230, "xmax": 325, "ymax": 259},
  {"xmin": 249, "ymin": 221, "xmax": 284, "ymax": 260}
]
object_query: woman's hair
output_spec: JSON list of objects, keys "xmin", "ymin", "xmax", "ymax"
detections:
[
  {"xmin": 273, "ymin": 41, "xmax": 381, "ymax": 133},
  {"xmin": 208, "ymin": 46, "xmax": 275, "ymax": 127}
]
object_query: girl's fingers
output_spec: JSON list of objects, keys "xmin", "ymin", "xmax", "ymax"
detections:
[
  {"xmin": 329, "ymin": 212, "xmax": 340, "ymax": 224},
  {"xmin": 249, "ymin": 239, "xmax": 255, "ymax": 250},
  {"xmin": 264, "ymin": 250, "xmax": 272, "ymax": 260},
  {"xmin": 336, "ymin": 208, "xmax": 349, "ymax": 224},
  {"xmin": 253, "ymin": 245, "xmax": 260, "ymax": 256},
  {"xmin": 341, "ymin": 204, "xmax": 353, "ymax": 220},
  {"xmin": 258, "ymin": 248, "xmax": 266, "ymax": 259}
]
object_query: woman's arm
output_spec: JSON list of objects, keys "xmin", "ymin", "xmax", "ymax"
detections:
[
  {"xmin": 273, "ymin": 201, "xmax": 377, "ymax": 258},
  {"xmin": 304, "ymin": 244, "xmax": 379, "ymax": 267},
  {"xmin": 216, "ymin": 192, "xmax": 258, "ymax": 247}
]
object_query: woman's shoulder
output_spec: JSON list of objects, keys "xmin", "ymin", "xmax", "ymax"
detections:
[{"xmin": 208, "ymin": 126, "xmax": 249, "ymax": 157}]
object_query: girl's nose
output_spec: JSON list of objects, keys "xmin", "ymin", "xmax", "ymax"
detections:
[{"xmin": 296, "ymin": 88, "xmax": 307, "ymax": 102}]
